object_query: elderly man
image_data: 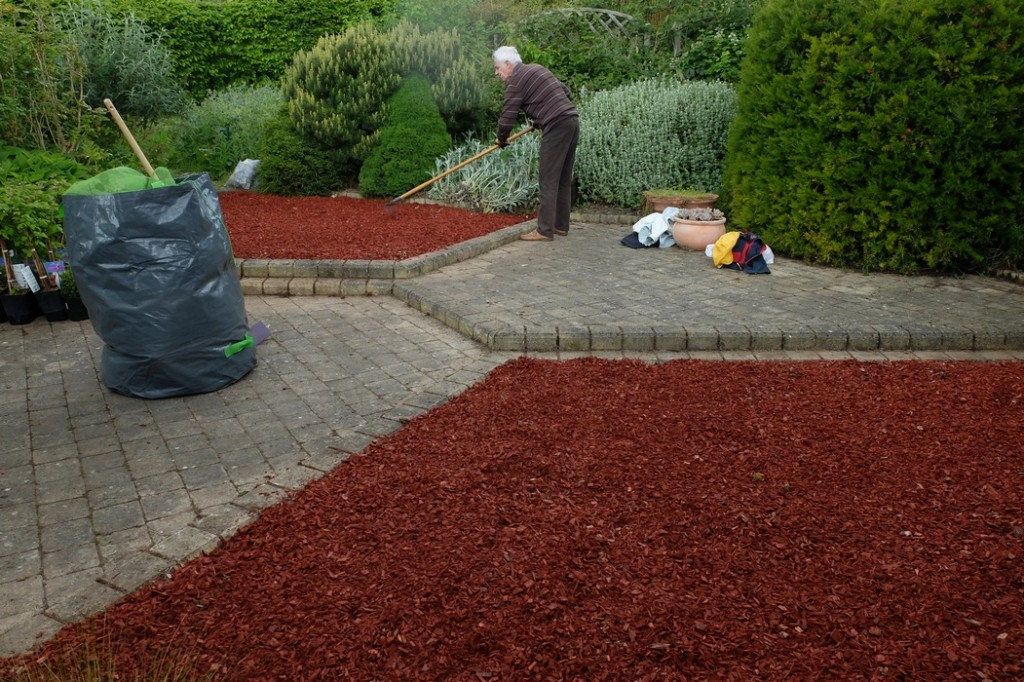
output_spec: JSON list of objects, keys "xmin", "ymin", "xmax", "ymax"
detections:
[{"xmin": 493, "ymin": 46, "xmax": 580, "ymax": 242}]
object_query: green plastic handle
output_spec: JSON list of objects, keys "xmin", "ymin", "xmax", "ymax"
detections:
[{"xmin": 224, "ymin": 333, "xmax": 254, "ymax": 358}]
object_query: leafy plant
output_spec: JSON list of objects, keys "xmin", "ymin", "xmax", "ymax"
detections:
[
  {"xmin": 0, "ymin": 146, "xmax": 91, "ymax": 184},
  {"xmin": 677, "ymin": 28, "xmax": 747, "ymax": 82},
  {"xmin": 0, "ymin": 179, "xmax": 69, "ymax": 260},
  {"xmin": 58, "ymin": 267, "xmax": 79, "ymax": 299},
  {"xmin": 283, "ymin": 19, "xmax": 490, "ymax": 180},
  {"xmin": 282, "ymin": 21, "xmax": 400, "ymax": 176},
  {"xmin": 426, "ymin": 128, "xmax": 540, "ymax": 213},
  {"xmin": 645, "ymin": 187, "xmax": 718, "ymax": 200}
]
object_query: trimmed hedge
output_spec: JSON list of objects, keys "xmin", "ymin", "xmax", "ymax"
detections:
[
  {"xmin": 358, "ymin": 74, "xmax": 451, "ymax": 198},
  {"xmin": 724, "ymin": 0, "xmax": 1024, "ymax": 273},
  {"xmin": 107, "ymin": 0, "xmax": 393, "ymax": 97}
]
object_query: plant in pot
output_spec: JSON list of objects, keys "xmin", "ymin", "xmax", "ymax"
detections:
[
  {"xmin": 0, "ymin": 175, "xmax": 71, "ymax": 322},
  {"xmin": 59, "ymin": 266, "xmax": 89, "ymax": 321},
  {"xmin": 0, "ymin": 247, "xmax": 41, "ymax": 325},
  {"xmin": 671, "ymin": 206, "xmax": 728, "ymax": 251},
  {"xmin": 643, "ymin": 187, "xmax": 719, "ymax": 213}
]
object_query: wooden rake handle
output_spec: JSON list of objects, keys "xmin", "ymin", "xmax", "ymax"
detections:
[
  {"xmin": 103, "ymin": 98, "xmax": 156, "ymax": 179},
  {"xmin": 387, "ymin": 126, "xmax": 535, "ymax": 206}
]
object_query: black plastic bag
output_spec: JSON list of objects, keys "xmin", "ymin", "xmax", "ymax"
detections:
[{"xmin": 62, "ymin": 172, "xmax": 256, "ymax": 398}]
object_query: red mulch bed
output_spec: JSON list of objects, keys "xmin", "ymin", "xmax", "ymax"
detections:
[
  {"xmin": 5, "ymin": 359, "xmax": 1022, "ymax": 680},
  {"xmin": 219, "ymin": 191, "xmax": 528, "ymax": 261}
]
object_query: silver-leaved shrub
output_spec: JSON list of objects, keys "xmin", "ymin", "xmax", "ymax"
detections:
[{"xmin": 575, "ymin": 79, "xmax": 737, "ymax": 208}]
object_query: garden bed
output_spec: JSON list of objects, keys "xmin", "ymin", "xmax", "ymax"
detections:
[
  {"xmin": 4, "ymin": 359, "xmax": 1021, "ymax": 680},
  {"xmin": 219, "ymin": 191, "xmax": 529, "ymax": 261}
]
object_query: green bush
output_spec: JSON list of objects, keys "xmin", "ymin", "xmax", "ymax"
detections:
[
  {"xmin": 108, "ymin": 0, "xmax": 391, "ymax": 98},
  {"xmin": 426, "ymin": 129, "xmax": 540, "ymax": 213},
  {"xmin": 575, "ymin": 78, "xmax": 737, "ymax": 208},
  {"xmin": 391, "ymin": 22, "xmax": 491, "ymax": 136},
  {"xmin": 498, "ymin": 2, "xmax": 765, "ymax": 91},
  {"xmin": 257, "ymin": 110, "xmax": 350, "ymax": 196},
  {"xmin": 358, "ymin": 74, "xmax": 451, "ymax": 198},
  {"xmin": 0, "ymin": 180, "xmax": 68, "ymax": 259},
  {"xmin": 723, "ymin": 0, "xmax": 1024, "ymax": 273},
  {"xmin": 509, "ymin": 12, "xmax": 663, "ymax": 94},
  {"xmin": 677, "ymin": 28, "xmax": 747, "ymax": 82},
  {"xmin": 58, "ymin": 0, "xmax": 187, "ymax": 125},
  {"xmin": 282, "ymin": 21, "xmax": 400, "ymax": 175},
  {"xmin": 154, "ymin": 83, "xmax": 283, "ymax": 177},
  {"xmin": 0, "ymin": 146, "xmax": 88, "ymax": 259},
  {"xmin": 283, "ymin": 19, "xmax": 490, "ymax": 182}
]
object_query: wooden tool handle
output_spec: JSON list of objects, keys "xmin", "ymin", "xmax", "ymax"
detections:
[
  {"xmin": 388, "ymin": 126, "xmax": 535, "ymax": 206},
  {"xmin": 103, "ymin": 98, "xmax": 156, "ymax": 178}
]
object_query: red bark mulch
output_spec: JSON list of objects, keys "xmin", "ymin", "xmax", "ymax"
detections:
[
  {"xmin": 219, "ymin": 191, "xmax": 529, "ymax": 261},
  {"xmin": 5, "ymin": 359, "xmax": 1022, "ymax": 680}
]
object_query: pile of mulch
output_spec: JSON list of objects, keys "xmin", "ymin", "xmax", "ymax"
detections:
[
  {"xmin": 219, "ymin": 191, "xmax": 528, "ymax": 261},
  {"xmin": 4, "ymin": 359, "xmax": 1022, "ymax": 680}
]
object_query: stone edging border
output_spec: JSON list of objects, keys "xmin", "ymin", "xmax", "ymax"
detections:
[
  {"xmin": 237, "ymin": 218, "xmax": 540, "ymax": 297},
  {"xmin": 234, "ymin": 208, "xmax": 1024, "ymax": 352}
]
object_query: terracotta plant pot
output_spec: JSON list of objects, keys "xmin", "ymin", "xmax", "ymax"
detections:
[
  {"xmin": 643, "ymin": 191, "xmax": 719, "ymax": 213},
  {"xmin": 672, "ymin": 218, "xmax": 727, "ymax": 251}
]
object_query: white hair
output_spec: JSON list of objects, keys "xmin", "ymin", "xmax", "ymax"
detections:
[{"xmin": 492, "ymin": 46, "xmax": 522, "ymax": 65}]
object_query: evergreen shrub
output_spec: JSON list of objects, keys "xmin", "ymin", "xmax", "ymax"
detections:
[
  {"xmin": 390, "ymin": 22, "xmax": 491, "ymax": 136},
  {"xmin": 258, "ymin": 110, "xmax": 350, "ymax": 196},
  {"xmin": 358, "ymin": 74, "xmax": 451, "ymax": 198},
  {"xmin": 426, "ymin": 128, "xmax": 540, "ymax": 213},
  {"xmin": 724, "ymin": 0, "xmax": 1024, "ymax": 272},
  {"xmin": 283, "ymin": 19, "xmax": 489, "ymax": 183},
  {"xmin": 282, "ymin": 21, "xmax": 400, "ymax": 173},
  {"xmin": 575, "ymin": 78, "xmax": 736, "ymax": 208}
]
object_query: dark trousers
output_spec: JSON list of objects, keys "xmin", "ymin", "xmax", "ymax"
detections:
[{"xmin": 536, "ymin": 117, "xmax": 579, "ymax": 236}]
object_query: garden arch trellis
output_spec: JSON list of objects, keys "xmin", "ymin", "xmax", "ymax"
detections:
[
  {"xmin": 518, "ymin": 7, "xmax": 643, "ymax": 45},
  {"xmin": 521, "ymin": 7, "xmax": 699, "ymax": 57}
]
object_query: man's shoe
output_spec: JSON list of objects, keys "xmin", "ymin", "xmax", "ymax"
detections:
[
  {"xmin": 520, "ymin": 229, "xmax": 553, "ymax": 241},
  {"xmin": 553, "ymin": 228, "xmax": 569, "ymax": 236}
]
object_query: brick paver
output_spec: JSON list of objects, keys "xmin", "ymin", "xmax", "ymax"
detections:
[{"xmin": 1, "ymin": 215, "xmax": 1022, "ymax": 657}]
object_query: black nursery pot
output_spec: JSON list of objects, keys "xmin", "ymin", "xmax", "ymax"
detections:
[
  {"xmin": 35, "ymin": 289, "xmax": 68, "ymax": 321},
  {"xmin": 65, "ymin": 296, "xmax": 89, "ymax": 321},
  {"xmin": 1, "ymin": 290, "xmax": 41, "ymax": 325}
]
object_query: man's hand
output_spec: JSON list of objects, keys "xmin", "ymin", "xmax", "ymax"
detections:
[{"xmin": 495, "ymin": 137, "xmax": 508, "ymax": 148}]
